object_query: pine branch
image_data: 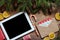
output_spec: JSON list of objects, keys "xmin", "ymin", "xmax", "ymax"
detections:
[{"xmin": 0, "ymin": 0, "xmax": 5, "ymax": 7}]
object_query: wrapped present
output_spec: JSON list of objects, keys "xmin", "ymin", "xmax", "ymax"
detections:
[
  {"xmin": 23, "ymin": 35, "xmax": 31, "ymax": 40},
  {"xmin": 0, "ymin": 28, "xmax": 5, "ymax": 40}
]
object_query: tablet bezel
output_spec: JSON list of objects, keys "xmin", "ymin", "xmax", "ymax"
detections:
[{"xmin": 0, "ymin": 12, "xmax": 34, "ymax": 40}]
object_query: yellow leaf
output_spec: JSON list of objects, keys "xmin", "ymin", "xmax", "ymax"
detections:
[
  {"xmin": 3, "ymin": 11, "xmax": 10, "ymax": 18},
  {"xmin": 0, "ymin": 13, "xmax": 4, "ymax": 20}
]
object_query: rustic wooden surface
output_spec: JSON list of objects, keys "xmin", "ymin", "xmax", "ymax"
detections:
[
  {"xmin": 9, "ymin": 11, "xmax": 60, "ymax": 40},
  {"xmin": 18, "ymin": 11, "xmax": 60, "ymax": 40}
]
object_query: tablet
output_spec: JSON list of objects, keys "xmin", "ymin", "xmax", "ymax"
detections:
[{"xmin": 0, "ymin": 12, "xmax": 34, "ymax": 40}]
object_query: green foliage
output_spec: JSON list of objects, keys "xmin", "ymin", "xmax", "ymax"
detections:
[
  {"xmin": 0, "ymin": 0, "xmax": 60, "ymax": 14},
  {"xmin": 17, "ymin": 0, "xmax": 32, "ymax": 12},
  {"xmin": 0, "ymin": 0, "xmax": 5, "ymax": 7},
  {"xmin": 35, "ymin": 0, "xmax": 52, "ymax": 14},
  {"xmin": 55, "ymin": 0, "xmax": 60, "ymax": 7},
  {"xmin": 55, "ymin": 36, "xmax": 60, "ymax": 40},
  {"xmin": 36, "ymin": 0, "xmax": 41, "ymax": 8},
  {"xmin": 5, "ymin": 0, "xmax": 13, "ymax": 11},
  {"xmin": 17, "ymin": 3, "xmax": 26, "ymax": 12},
  {"xmin": 54, "ymin": 29, "xmax": 60, "ymax": 40},
  {"xmin": 17, "ymin": 0, "xmax": 22, "ymax": 3}
]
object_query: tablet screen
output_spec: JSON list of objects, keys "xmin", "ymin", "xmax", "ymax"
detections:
[{"xmin": 2, "ymin": 13, "xmax": 31, "ymax": 39}]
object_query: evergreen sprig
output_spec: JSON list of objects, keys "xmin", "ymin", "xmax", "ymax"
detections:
[
  {"xmin": 0, "ymin": 0, "xmax": 60, "ymax": 14},
  {"xmin": 0, "ymin": 0, "xmax": 5, "ymax": 7}
]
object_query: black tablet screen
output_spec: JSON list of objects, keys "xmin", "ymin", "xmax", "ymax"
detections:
[{"xmin": 2, "ymin": 13, "xmax": 31, "ymax": 39}]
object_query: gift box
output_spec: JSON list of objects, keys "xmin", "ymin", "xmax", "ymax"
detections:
[
  {"xmin": 0, "ymin": 28, "xmax": 5, "ymax": 40},
  {"xmin": 23, "ymin": 35, "xmax": 31, "ymax": 40}
]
